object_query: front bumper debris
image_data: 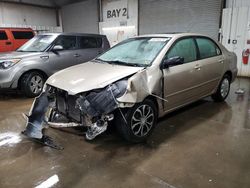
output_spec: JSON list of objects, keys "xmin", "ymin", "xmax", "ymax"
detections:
[
  {"xmin": 26, "ymin": 135, "xmax": 64, "ymax": 150},
  {"xmin": 22, "ymin": 80, "xmax": 127, "ymax": 149},
  {"xmin": 85, "ymin": 114, "xmax": 114, "ymax": 140},
  {"xmin": 22, "ymin": 92, "xmax": 63, "ymax": 149},
  {"xmin": 22, "ymin": 92, "xmax": 50, "ymax": 139}
]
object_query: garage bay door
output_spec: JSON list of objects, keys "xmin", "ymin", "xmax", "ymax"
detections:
[{"xmin": 139, "ymin": 0, "xmax": 222, "ymax": 39}]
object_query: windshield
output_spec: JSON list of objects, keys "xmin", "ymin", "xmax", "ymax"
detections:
[
  {"xmin": 17, "ymin": 35, "xmax": 58, "ymax": 52},
  {"xmin": 97, "ymin": 37, "xmax": 170, "ymax": 66}
]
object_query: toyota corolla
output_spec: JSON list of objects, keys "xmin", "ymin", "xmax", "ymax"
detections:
[{"xmin": 23, "ymin": 33, "xmax": 237, "ymax": 146}]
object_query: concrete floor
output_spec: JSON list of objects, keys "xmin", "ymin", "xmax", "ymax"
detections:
[{"xmin": 0, "ymin": 78, "xmax": 250, "ymax": 188}]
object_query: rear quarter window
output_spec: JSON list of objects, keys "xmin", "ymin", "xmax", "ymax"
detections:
[
  {"xmin": 0, "ymin": 31, "xmax": 8, "ymax": 40},
  {"xmin": 196, "ymin": 38, "xmax": 221, "ymax": 59},
  {"xmin": 12, "ymin": 31, "xmax": 34, "ymax": 39}
]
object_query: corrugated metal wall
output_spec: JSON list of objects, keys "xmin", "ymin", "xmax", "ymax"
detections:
[
  {"xmin": 226, "ymin": 0, "xmax": 250, "ymax": 8},
  {"xmin": 139, "ymin": 0, "xmax": 222, "ymax": 39},
  {"xmin": 61, "ymin": 0, "xmax": 99, "ymax": 33}
]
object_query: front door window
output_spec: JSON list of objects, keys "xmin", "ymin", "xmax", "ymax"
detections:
[{"xmin": 166, "ymin": 38, "xmax": 197, "ymax": 64}]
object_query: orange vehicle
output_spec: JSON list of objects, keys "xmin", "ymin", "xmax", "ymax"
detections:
[{"xmin": 0, "ymin": 28, "xmax": 35, "ymax": 52}]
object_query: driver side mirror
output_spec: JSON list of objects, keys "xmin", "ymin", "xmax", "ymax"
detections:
[
  {"xmin": 161, "ymin": 56, "xmax": 184, "ymax": 69},
  {"xmin": 52, "ymin": 45, "xmax": 63, "ymax": 52}
]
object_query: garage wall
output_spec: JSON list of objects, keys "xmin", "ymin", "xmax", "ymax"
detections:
[
  {"xmin": 99, "ymin": 0, "xmax": 138, "ymax": 46},
  {"xmin": 0, "ymin": 2, "xmax": 58, "ymax": 27},
  {"xmin": 226, "ymin": 0, "xmax": 250, "ymax": 7},
  {"xmin": 139, "ymin": 0, "xmax": 222, "ymax": 39},
  {"xmin": 61, "ymin": 0, "xmax": 99, "ymax": 33}
]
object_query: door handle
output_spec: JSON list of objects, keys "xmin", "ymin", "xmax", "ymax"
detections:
[
  {"xmin": 74, "ymin": 54, "xmax": 80, "ymax": 57},
  {"xmin": 5, "ymin": 41, "xmax": 11, "ymax": 45},
  {"xmin": 40, "ymin": 55, "xmax": 49, "ymax": 60},
  {"xmin": 194, "ymin": 64, "xmax": 201, "ymax": 70}
]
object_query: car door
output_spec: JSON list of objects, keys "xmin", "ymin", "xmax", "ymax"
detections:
[
  {"xmin": 162, "ymin": 37, "xmax": 203, "ymax": 111},
  {"xmin": 48, "ymin": 35, "xmax": 78, "ymax": 74},
  {"xmin": 0, "ymin": 30, "xmax": 13, "ymax": 52},
  {"xmin": 194, "ymin": 37, "xmax": 225, "ymax": 95},
  {"xmin": 74, "ymin": 36, "xmax": 103, "ymax": 64}
]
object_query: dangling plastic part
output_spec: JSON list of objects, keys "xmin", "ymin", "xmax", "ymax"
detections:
[
  {"xmin": 29, "ymin": 135, "xmax": 64, "ymax": 150},
  {"xmin": 22, "ymin": 92, "xmax": 49, "ymax": 139},
  {"xmin": 85, "ymin": 114, "xmax": 115, "ymax": 140},
  {"xmin": 85, "ymin": 120, "xmax": 108, "ymax": 140},
  {"xmin": 22, "ymin": 92, "xmax": 63, "ymax": 150}
]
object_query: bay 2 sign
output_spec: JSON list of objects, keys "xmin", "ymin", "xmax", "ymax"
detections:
[{"xmin": 107, "ymin": 8, "xmax": 127, "ymax": 19}]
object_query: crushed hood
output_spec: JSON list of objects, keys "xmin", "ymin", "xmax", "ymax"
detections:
[{"xmin": 46, "ymin": 61, "xmax": 144, "ymax": 95}]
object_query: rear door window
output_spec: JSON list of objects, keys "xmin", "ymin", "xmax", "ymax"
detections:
[
  {"xmin": 0, "ymin": 31, "xmax": 8, "ymax": 40},
  {"xmin": 166, "ymin": 38, "xmax": 197, "ymax": 63},
  {"xmin": 79, "ymin": 36, "xmax": 102, "ymax": 49},
  {"xmin": 54, "ymin": 35, "xmax": 77, "ymax": 50},
  {"xmin": 12, "ymin": 31, "xmax": 34, "ymax": 39},
  {"xmin": 196, "ymin": 38, "xmax": 221, "ymax": 59}
]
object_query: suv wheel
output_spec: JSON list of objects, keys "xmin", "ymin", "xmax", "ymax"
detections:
[
  {"xmin": 21, "ymin": 72, "xmax": 45, "ymax": 97},
  {"xmin": 116, "ymin": 99, "xmax": 157, "ymax": 143},
  {"xmin": 212, "ymin": 74, "xmax": 231, "ymax": 102}
]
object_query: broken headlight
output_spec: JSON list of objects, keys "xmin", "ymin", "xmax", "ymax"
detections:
[
  {"xmin": 76, "ymin": 79, "xmax": 128, "ymax": 117},
  {"xmin": 43, "ymin": 84, "xmax": 56, "ymax": 99}
]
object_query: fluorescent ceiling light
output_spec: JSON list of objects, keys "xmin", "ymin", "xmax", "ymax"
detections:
[{"xmin": 102, "ymin": 26, "xmax": 135, "ymax": 31}]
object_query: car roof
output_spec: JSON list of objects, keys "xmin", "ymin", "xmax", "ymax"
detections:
[
  {"xmin": 38, "ymin": 32, "xmax": 106, "ymax": 37},
  {"xmin": 134, "ymin": 33, "xmax": 209, "ymax": 38}
]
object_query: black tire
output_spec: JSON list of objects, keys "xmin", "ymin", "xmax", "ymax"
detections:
[
  {"xmin": 115, "ymin": 99, "xmax": 157, "ymax": 143},
  {"xmin": 20, "ymin": 71, "xmax": 45, "ymax": 98},
  {"xmin": 212, "ymin": 74, "xmax": 231, "ymax": 102}
]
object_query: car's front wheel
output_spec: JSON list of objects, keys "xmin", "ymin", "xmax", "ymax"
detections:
[
  {"xmin": 21, "ymin": 71, "xmax": 45, "ymax": 98},
  {"xmin": 116, "ymin": 99, "xmax": 157, "ymax": 143},
  {"xmin": 212, "ymin": 74, "xmax": 231, "ymax": 102}
]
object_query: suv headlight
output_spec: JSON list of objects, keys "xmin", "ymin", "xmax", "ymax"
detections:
[{"xmin": 0, "ymin": 59, "xmax": 21, "ymax": 69}]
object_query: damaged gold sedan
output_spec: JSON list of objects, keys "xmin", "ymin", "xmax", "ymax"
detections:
[{"xmin": 22, "ymin": 33, "xmax": 237, "ymax": 147}]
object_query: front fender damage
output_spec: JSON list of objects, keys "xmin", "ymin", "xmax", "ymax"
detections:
[{"xmin": 117, "ymin": 68, "xmax": 163, "ymax": 108}]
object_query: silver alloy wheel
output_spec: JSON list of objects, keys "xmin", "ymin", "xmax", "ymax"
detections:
[
  {"xmin": 220, "ymin": 78, "xmax": 230, "ymax": 98},
  {"xmin": 29, "ymin": 75, "xmax": 43, "ymax": 94},
  {"xmin": 131, "ymin": 104, "xmax": 154, "ymax": 137}
]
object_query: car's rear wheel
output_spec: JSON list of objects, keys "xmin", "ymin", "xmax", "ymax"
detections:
[
  {"xmin": 212, "ymin": 74, "xmax": 231, "ymax": 102},
  {"xmin": 21, "ymin": 71, "xmax": 45, "ymax": 98},
  {"xmin": 115, "ymin": 99, "xmax": 157, "ymax": 143}
]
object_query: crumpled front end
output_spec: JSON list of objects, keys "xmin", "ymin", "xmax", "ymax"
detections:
[
  {"xmin": 22, "ymin": 67, "xmax": 164, "ymax": 148},
  {"xmin": 22, "ymin": 79, "xmax": 128, "ymax": 144}
]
